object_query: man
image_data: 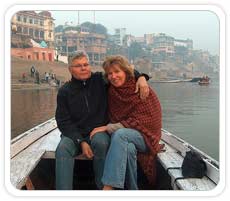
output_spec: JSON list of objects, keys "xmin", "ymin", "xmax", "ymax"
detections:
[
  {"xmin": 30, "ymin": 65, "xmax": 35, "ymax": 77},
  {"xmin": 35, "ymin": 70, "xmax": 40, "ymax": 84},
  {"xmin": 55, "ymin": 50, "xmax": 149, "ymax": 190}
]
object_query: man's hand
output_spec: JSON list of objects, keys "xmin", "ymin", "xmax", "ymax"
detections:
[
  {"xmin": 80, "ymin": 141, "xmax": 94, "ymax": 159},
  {"xmin": 89, "ymin": 126, "xmax": 107, "ymax": 140},
  {"xmin": 135, "ymin": 76, "xmax": 150, "ymax": 99}
]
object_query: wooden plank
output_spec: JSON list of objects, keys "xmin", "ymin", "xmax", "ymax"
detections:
[
  {"xmin": 161, "ymin": 130, "xmax": 190, "ymax": 157},
  {"xmin": 159, "ymin": 140, "xmax": 178, "ymax": 153},
  {"xmin": 25, "ymin": 177, "xmax": 35, "ymax": 190},
  {"xmin": 157, "ymin": 152, "xmax": 184, "ymax": 170},
  {"xmin": 168, "ymin": 169, "xmax": 216, "ymax": 190},
  {"xmin": 39, "ymin": 129, "xmax": 61, "ymax": 152},
  {"xmin": 11, "ymin": 149, "xmax": 45, "ymax": 189},
  {"xmin": 11, "ymin": 119, "xmax": 57, "ymax": 158},
  {"xmin": 11, "ymin": 118, "xmax": 56, "ymax": 144},
  {"xmin": 43, "ymin": 151, "xmax": 91, "ymax": 160},
  {"xmin": 203, "ymin": 159, "xmax": 219, "ymax": 184},
  {"xmin": 11, "ymin": 131, "xmax": 49, "ymax": 189}
]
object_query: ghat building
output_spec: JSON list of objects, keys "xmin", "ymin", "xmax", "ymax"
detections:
[
  {"xmin": 11, "ymin": 11, "xmax": 55, "ymax": 61},
  {"xmin": 55, "ymin": 27, "xmax": 107, "ymax": 66},
  {"xmin": 11, "ymin": 11, "xmax": 55, "ymax": 48}
]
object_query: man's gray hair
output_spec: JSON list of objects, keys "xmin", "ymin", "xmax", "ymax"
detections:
[{"xmin": 68, "ymin": 50, "xmax": 89, "ymax": 66}]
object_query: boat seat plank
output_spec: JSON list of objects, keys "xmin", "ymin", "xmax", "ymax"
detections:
[
  {"xmin": 11, "ymin": 131, "xmax": 51, "ymax": 189},
  {"xmin": 159, "ymin": 140, "xmax": 178, "ymax": 153},
  {"xmin": 11, "ymin": 149, "xmax": 45, "ymax": 189},
  {"xmin": 39, "ymin": 129, "xmax": 61, "ymax": 152},
  {"xmin": 157, "ymin": 152, "xmax": 183, "ymax": 170},
  {"xmin": 161, "ymin": 130, "xmax": 190, "ymax": 157},
  {"xmin": 168, "ymin": 169, "xmax": 216, "ymax": 190}
]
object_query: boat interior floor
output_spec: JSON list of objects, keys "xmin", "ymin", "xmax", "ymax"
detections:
[{"xmin": 22, "ymin": 159, "xmax": 172, "ymax": 190}]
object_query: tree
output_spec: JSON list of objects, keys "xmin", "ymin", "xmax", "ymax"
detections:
[
  {"xmin": 95, "ymin": 24, "xmax": 107, "ymax": 35},
  {"xmin": 55, "ymin": 25, "xmax": 64, "ymax": 33},
  {"xmin": 128, "ymin": 42, "xmax": 145, "ymax": 61},
  {"xmin": 64, "ymin": 26, "xmax": 79, "ymax": 32},
  {"xmin": 81, "ymin": 21, "xmax": 107, "ymax": 35}
]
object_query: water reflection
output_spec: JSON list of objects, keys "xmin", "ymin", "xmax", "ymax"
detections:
[
  {"xmin": 11, "ymin": 88, "xmax": 58, "ymax": 139},
  {"xmin": 152, "ymin": 77, "xmax": 219, "ymax": 160}
]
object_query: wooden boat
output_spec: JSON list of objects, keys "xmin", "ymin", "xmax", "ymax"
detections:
[
  {"xmin": 10, "ymin": 118, "xmax": 219, "ymax": 190},
  {"xmin": 198, "ymin": 77, "xmax": 210, "ymax": 85},
  {"xmin": 198, "ymin": 80, "xmax": 210, "ymax": 85}
]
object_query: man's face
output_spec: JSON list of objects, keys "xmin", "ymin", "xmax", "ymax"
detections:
[{"xmin": 69, "ymin": 57, "xmax": 91, "ymax": 80}]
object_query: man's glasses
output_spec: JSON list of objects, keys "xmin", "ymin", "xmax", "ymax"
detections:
[{"xmin": 70, "ymin": 63, "xmax": 89, "ymax": 68}]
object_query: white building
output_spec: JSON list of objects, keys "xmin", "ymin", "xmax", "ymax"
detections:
[{"xmin": 114, "ymin": 28, "xmax": 126, "ymax": 46}]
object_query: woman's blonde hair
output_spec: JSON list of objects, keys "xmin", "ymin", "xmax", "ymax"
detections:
[{"xmin": 102, "ymin": 55, "xmax": 134, "ymax": 79}]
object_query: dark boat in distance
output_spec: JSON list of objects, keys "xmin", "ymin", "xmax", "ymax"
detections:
[{"xmin": 198, "ymin": 76, "xmax": 210, "ymax": 85}]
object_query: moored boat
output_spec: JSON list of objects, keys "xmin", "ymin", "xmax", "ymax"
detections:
[
  {"xmin": 10, "ymin": 118, "xmax": 219, "ymax": 190},
  {"xmin": 198, "ymin": 76, "xmax": 210, "ymax": 85},
  {"xmin": 198, "ymin": 80, "xmax": 210, "ymax": 85}
]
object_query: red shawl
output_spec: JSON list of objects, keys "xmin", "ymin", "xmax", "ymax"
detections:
[{"xmin": 108, "ymin": 78, "xmax": 162, "ymax": 186}]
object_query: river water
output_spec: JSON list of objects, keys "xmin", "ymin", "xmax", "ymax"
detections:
[{"xmin": 11, "ymin": 75, "xmax": 219, "ymax": 161}]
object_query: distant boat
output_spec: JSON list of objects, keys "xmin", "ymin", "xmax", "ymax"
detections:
[
  {"xmin": 198, "ymin": 80, "xmax": 210, "ymax": 85},
  {"xmin": 198, "ymin": 76, "xmax": 210, "ymax": 85}
]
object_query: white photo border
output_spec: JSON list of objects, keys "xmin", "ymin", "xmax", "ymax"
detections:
[{"xmin": 5, "ymin": 4, "xmax": 226, "ymax": 197}]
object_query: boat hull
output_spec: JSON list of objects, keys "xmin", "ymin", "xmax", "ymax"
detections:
[
  {"xmin": 198, "ymin": 81, "xmax": 210, "ymax": 85},
  {"xmin": 10, "ymin": 118, "xmax": 219, "ymax": 191}
]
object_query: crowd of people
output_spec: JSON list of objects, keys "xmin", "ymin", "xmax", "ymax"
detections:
[{"xmin": 19, "ymin": 65, "xmax": 61, "ymax": 87}]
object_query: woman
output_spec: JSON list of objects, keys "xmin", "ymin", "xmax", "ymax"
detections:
[{"xmin": 90, "ymin": 55, "xmax": 163, "ymax": 190}]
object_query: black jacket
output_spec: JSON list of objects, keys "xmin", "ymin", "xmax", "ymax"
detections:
[{"xmin": 55, "ymin": 72, "xmax": 109, "ymax": 144}]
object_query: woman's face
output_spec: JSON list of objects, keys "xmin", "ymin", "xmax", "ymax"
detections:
[{"xmin": 107, "ymin": 64, "xmax": 126, "ymax": 87}]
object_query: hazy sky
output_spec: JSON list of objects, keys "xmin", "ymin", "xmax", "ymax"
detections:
[{"xmin": 51, "ymin": 10, "xmax": 219, "ymax": 55}]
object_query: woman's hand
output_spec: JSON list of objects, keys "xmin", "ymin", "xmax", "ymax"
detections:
[
  {"xmin": 135, "ymin": 76, "xmax": 149, "ymax": 99},
  {"xmin": 89, "ymin": 126, "xmax": 107, "ymax": 140}
]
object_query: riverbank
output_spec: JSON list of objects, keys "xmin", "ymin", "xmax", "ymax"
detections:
[
  {"xmin": 11, "ymin": 83, "xmax": 57, "ymax": 90},
  {"xmin": 11, "ymin": 56, "xmax": 103, "ymax": 90}
]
